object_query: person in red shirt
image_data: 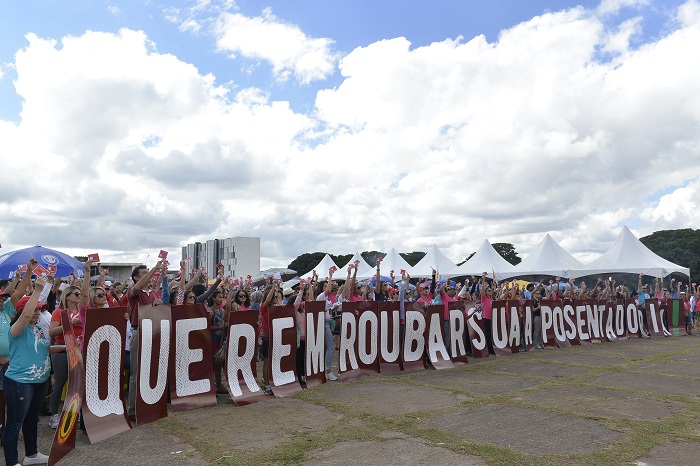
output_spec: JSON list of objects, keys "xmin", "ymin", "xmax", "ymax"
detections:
[
  {"xmin": 49, "ymin": 262, "xmax": 92, "ymax": 429},
  {"xmin": 106, "ymin": 281, "xmax": 125, "ymax": 308},
  {"xmin": 126, "ymin": 261, "xmax": 163, "ymax": 422},
  {"xmin": 259, "ymin": 284, "xmax": 278, "ymax": 395}
]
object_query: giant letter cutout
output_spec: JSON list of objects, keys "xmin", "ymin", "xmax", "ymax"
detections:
[
  {"xmin": 614, "ymin": 300, "xmax": 628, "ymax": 339},
  {"xmin": 169, "ymin": 304, "xmax": 216, "ymax": 411},
  {"xmin": 491, "ymin": 300, "xmax": 512, "ymax": 356},
  {"xmin": 521, "ymin": 300, "xmax": 534, "ymax": 352},
  {"xmin": 426, "ymin": 305, "xmax": 453, "ymax": 369},
  {"xmin": 645, "ymin": 300, "xmax": 665, "ymax": 338},
  {"xmin": 49, "ymin": 310, "xmax": 86, "ymax": 464},
  {"xmin": 449, "ymin": 300, "xmax": 469, "ymax": 364},
  {"xmin": 137, "ymin": 304, "xmax": 171, "ymax": 424},
  {"xmin": 464, "ymin": 300, "xmax": 488, "ymax": 358},
  {"xmin": 403, "ymin": 304, "xmax": 427, "ymax": 370},
  {"xmin": 226, "ymin": 310, "xmax": 267, "ymax": 405},
  {"xmin": 665, "ymin": 299, "xmax": 686, "ymax": 336},
  {"xmin": 80, "ymin": 307, "xmax": 130, "ymax": 445},
  {"xmin": 304, "ymin": 301, "xmax": 327, "ymax": 387},
  {"xmin": 339, "ymin": 302, "xmax": 361, "ymax": 380},
  {"xmin": 378, "ymin": 301, "xmax": 402, "ymax": 372},
  {"xmin": 626, "ymin": 299, "xmax": 641, "ymax": 338},
  {"xmin": 586, "ymin": 299, "xmax": 602, "ymax": 343},
  {"xmin": 268, "ymin": 305, "xmax": 302, "ymax": 397},
  {"xmin": 539, "ymin": 301, "xmax": 557, "ymax": 349},
  {"xmin": 562, "ymin": 299, "xmax": 579, "ymax": 345}
]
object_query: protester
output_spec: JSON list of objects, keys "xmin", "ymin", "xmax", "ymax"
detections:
[
  {"xmin": 480, "ymin": 272, "xmax": 496, "ymax": 355},
  {"xmin": 127, "ymin": 261, "xmax": 164, "ymax": 422},
  {"xmin": 3, "ymin": 277, "xmax": 65, "ymax": 466},
  {"xmin": 233, "ymin": 288, "xmax": 252, "ymax": 311},
  {"xmin": 316, "ymin": 269, "xmax": 340, "ymax": 381},
  {"xmin": 47, "ymin": 260, "xmax": 92, "ymax": 430},
  {"xmin": 259, "ymin": 284, "xmax": 278, "ymax": 395}
]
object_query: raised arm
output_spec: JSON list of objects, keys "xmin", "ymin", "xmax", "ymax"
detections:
[
  {"xmin": 294, "ymin": 283, "xmax": 306, "ymax": 311},
  {"xmin": 196, "ymin": 272, "xmax": 223, "ymax": 304},
  {"xmin": 11, "ymin": 277, "xmax": 45, "ymax": 337},
  {"xmin": 79, "ymin": 261, "xmax": 92, "ymax": 309},
  {"xmin": 12, "ymin": 259, "xmax": 37, "ymax": 307},
  {"xmin": 132, "ymin": 260, "xmax": 163, "ymax": 294},
  {"xmin": 342, "ymin": 266, "xmax": 354, "ymax": 300},
  {"xmin": 325, "ymin": 268, "xmax": 335, "ymax": 296},
  {"xmin": 375, "ymin": 262, "xmax": 382, "ymax": 294}
]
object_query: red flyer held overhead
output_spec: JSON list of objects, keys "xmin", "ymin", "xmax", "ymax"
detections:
[
  {"xmin": 158, "ymin": 250, "xmax": 168, "ymax": 259},
  {"xmin": 17, "ymin": 264, "xmax": 28, "ymax": 273},
  {"xmin": 47, "ymin": 265, "xmax": 58, "ymax": 274},
  {"xmin": 87, "ymin": 253, "xmax": 100, "ymax": 263},
  {"xmin": 33, "ymin": 265, "xmax": 49, "ymax": 277}
]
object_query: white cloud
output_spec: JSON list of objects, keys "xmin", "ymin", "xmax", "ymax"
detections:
[
  {"xmin": 602, "ymin": 17, "xmax": 642, "ymax": 53},
  {"xmin": 107, "ymin": 5, "xmax": 121, "ymax": 16},
  {"xmin": 212, "ymin": 8, "xmax": 338, "ymax": 84},
  {"xmin": 597, "ymin": 0, "xmax": 651, "ymax": 15},
  {"xmin": 677, "ymin": 0, "xmax": 700, "ymax": 26},
  {"xmin": 2, "ymin": 3, "xmax": 700, "ymax": 270}
]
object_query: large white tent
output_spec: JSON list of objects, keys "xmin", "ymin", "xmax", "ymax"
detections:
[
  {"xmin": 300, "ymin": 254, "xmax": 341, "ymax": 281},
  {"xmin": 499, "ymin": 234, "xmax": 583, "ymax": 280},
  {"xmin": 336, "ymin": 251, "xmax": 375, "ymax": 279},
  {"xmin": 451, "ymin": 239, "xmax": 514, "ymax": 279},
  {"xmin": 410, "ymin": 244, "xmax": 458, "ymax": 278},
  {"xmin": 378, "ymin": 247, "xmax": 414, "ymax": 277},
  {"xmin": 571, "ymin": 226, "xmax": 690, "ymax": 278}
]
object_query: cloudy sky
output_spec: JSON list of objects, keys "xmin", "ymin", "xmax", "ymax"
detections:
[{"xmin": 1, "ymin": 0, "xmax": 699, "ymax": 270}]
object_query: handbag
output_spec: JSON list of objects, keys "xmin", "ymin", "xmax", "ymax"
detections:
[
  {"xmin": 214, "ymin": 311, "xmax": 230, "ymax": 370},
  {"xmin": 214, "ymin": 340, "xmax": 226, "ymax": 369}
]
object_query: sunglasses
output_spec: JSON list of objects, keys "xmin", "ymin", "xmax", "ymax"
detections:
[
  {"xmin": 95, "ymin": 293, "xmax": 106, "ymax": 298},
  {"xmin": 71, "ymin": 292, "xmax": 81, "ymax": 297},
  {"xmin": 186, "ymin": 295, "xmax": 195, "ymax": 300},
  {"xmin": 238, "ymin": 294, "xmax": 248, "ymax": 298}
]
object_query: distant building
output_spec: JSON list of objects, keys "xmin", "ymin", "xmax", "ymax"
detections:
[
  {"xmin": 88, "ymin": 263, "xmax": 141, "ymax": 285},
  {"xmin": 182, "ymin": 237, "xmax": 260, "ymax": 280}
]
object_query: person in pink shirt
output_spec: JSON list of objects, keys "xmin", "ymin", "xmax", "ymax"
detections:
[
  {"xmin": 343, "ymin": 265, "xmax": 364, "ymax": 303},
  {"xmin": 480, "ymin": 272, "xmax": 496, "ymax": 355},
  {"xmin": 435, "ymin": 280, "xmax": 458, "ymax": 354}
]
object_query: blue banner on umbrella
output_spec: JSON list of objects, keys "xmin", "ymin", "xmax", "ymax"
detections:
[{"xmin": 0, "ymin": 245, "xmax": 86, "ymax": 279}]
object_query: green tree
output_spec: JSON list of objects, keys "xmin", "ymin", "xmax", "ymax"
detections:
[
  {"xmin": 640, "ymin": 228, "xmax": 699, "ymax": 283},
  {"xmin": 399, "ymin": 251, "xmax": 426, "ymax": 266},
  {"xmin": 361, "ymin": 251, "xmax": 386, "ymax": 265},
  {"xmin": 287, "ymin": 252, "xmax": 327, "ymax": 277},
  {"xmin": 493, "ymin": 243, "xmax": 521, "ymax": 265}
]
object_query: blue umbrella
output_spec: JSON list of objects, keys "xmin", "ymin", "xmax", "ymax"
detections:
[
  {"xmin": 369, "ymin": 275, "xmax": 392, "ymax": 286},
  {"xmin": 0, "ymin": 246, "xmax": 86, "ymax": 280}
]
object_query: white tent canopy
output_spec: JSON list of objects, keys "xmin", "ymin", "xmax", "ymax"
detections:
[
  {"xmin": 336, "ymin": 251, "xmax": 376, "ymax": 280},
  {"xmin": 571, "ymin": 226, "xmax": 690, "ymax": 278},
  {"xmin": 410, "ymin": 244, "xmax": 458, "ymax": 278},
  {"xmin": 452, "ymin": 239, "xmax": 514, "ymax": 279},
  {"xmin": 499, "ymin": 234, "xmax": 583, "ymax": 280},
  {"xmin": 300, "ymin": 254, "xmax": 341, "ymax": 281},
  {"xmin": 378, "ymin": 247, "xmax": 414, "ymax": 278}
]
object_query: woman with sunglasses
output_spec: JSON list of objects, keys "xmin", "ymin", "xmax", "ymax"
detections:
[
  {"xmin": 232, "ymin": 288, "xmax": 251, "ymax": 311},
  {"xmin": 47, "ymin": 261, "xmax": 90, "ymax": 430}
]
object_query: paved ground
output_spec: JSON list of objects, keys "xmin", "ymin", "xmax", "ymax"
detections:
[{"xmin": 30, "ymin": 334, "xmax": 700, "ymax": 465}]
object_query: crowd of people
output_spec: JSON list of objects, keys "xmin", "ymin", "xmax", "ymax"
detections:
[{"xmin": 0, "ymin": 256, "xmax": 699, "ymax": 465}]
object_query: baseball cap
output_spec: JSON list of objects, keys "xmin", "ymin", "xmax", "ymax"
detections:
[{"xmin": 16, "ymin": 296, "xmax": 47, "ymax": 311}]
